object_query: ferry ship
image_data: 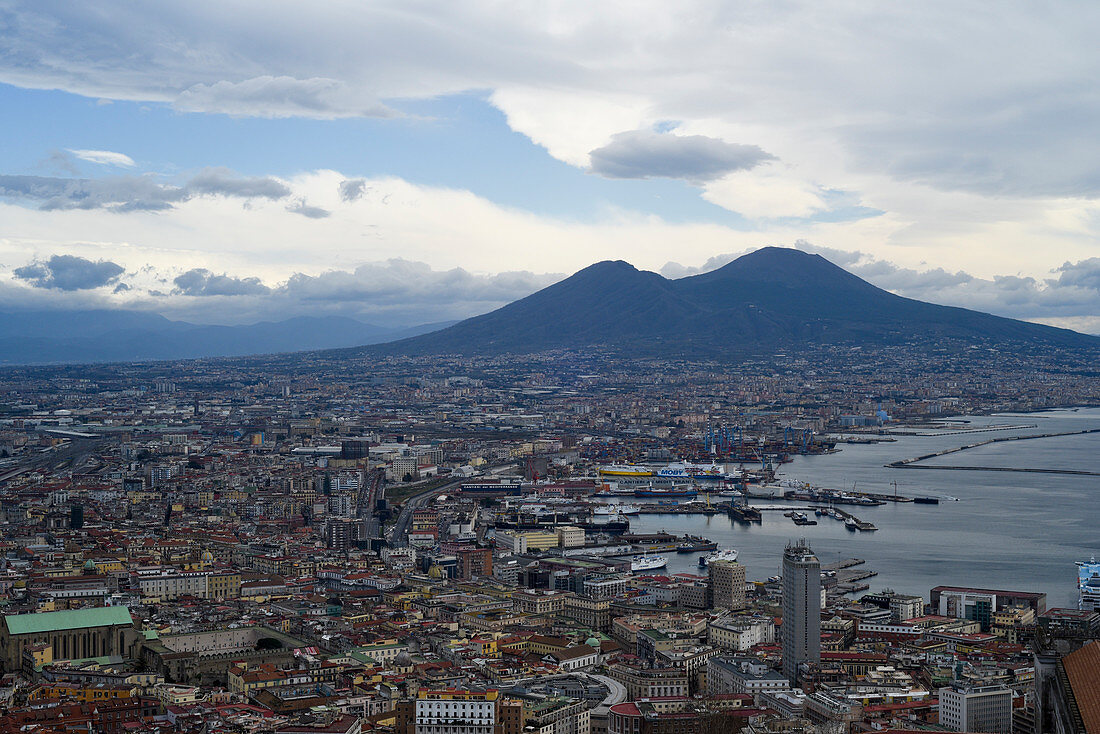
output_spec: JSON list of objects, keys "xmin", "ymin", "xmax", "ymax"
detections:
[
  {"xmin": 698, "ymin": 548, "xmax": 739, "ymax": 567},
  {"xmin": 1078, "ymin": 557, "xmax": 1100, "ymax": 611},
  {"xmin": 634, "ymin": 486, "xmax": 699, "ymax": 499},
  {"xmin": 599, "ymin": 464, "xmax": 653, "ymax": 477},
  {"xmin": 593, "ymin": 504, "xmax": 640, "ymax": 515},
  {"xmin": 654, "ymin": 463, "xmax": 730, "ymax": 480},
  {"xmin": 630, "ymin": 554, "xmax": 668, "ymax": 572}
]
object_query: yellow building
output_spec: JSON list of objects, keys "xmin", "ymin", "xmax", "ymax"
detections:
[{"xmin": 28, "ymin": 682, "xmax": 136, "ymax": 702}]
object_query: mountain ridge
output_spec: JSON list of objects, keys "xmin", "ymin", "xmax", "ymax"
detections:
[{"xmin": 0, "ymin": 311, "xmax": 454, "ymax": 365}]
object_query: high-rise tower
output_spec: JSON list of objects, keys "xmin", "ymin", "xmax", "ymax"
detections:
[{"xmin": 782, "ymin": 539, "xmax": 820, "ymax": 685}]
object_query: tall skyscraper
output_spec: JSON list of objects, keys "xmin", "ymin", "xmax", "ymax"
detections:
[{"xmin": 782, "ymin": 540, "xmax": 821, "ymax": 685}]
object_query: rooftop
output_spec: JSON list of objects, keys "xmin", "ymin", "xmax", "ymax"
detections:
[{"xmin": 4, "ymin": 606, "xmax": 133, "ymax": 636}]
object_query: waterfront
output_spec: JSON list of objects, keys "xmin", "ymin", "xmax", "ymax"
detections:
[{"xmin": 623, "ymin": 408, "xmax": 1100, "ymax": 607}]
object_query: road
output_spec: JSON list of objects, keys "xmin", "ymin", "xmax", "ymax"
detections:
[{"xmin": 355, "ymin": 467, "xmax": 387, "ymax": 540}]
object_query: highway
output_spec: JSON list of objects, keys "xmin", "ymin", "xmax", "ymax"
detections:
[
  {"xmin": 355, "ymin": 467, "xmax": 387, "ymax": 541},
  {"xmin": 387, "ymin": 477, "xmax": 466, "ymax": 547}
]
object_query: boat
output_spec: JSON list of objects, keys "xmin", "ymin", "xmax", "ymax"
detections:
[
  {"xmin": 698, "ymin": 548, "xmax": 740, "ymax": 567},
  {"xmin": 677, "ymin": 536, "xmax": 718, "ymax": 552},
  {"xmin": 912, "ymin": 497, "xmax": 940, "ymax": 504},
  {"xmin": 845, "ymin": 517, "xmax": 877, "ymax": 532},
  {"xmin": 593, "ymin": 504, "xmax": 640, "ymax": 515},
  {"xmin": 630, "ymin": 554, "xmax": 668, "ymax": 572},
  {"xmin": 634, "ymin": 487, "xmax": 698, "ymax": 499},
  {"xmin": 791, "ymin": 512, "xmax": 818, "ymax": 526},
  {"xmin": 599, "ymin": 464, "xmax": 653, "ymax": 477}
]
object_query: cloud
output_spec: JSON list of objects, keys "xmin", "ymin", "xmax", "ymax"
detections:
[
  {"xmin": 67, "ymin": 149, "xmax": 135, "ymax": 167},
  {"xmin": 1052, "ymin": 258, "xmax": 1100, "ymax": 292},
  {"xmin": 13, "ymin": 254, "xmax": 124, "ymax": 290},
  {"xmin": 172, "ymin": 269, "xmax": 271, "ymax": 297},
  {"xmin": 185, "ymin": 168, "xmax": 290, "ymax": 199},
  {"xmin": 1, "ymin": 167, "xmax": 1098, "ymax": 333},
  {"xmin": 2, "ymin": 2, "xmax": 1100, "ymax": 207},
  {"xmin": 286, "ymin": 199, "xmax": 331, "ymax": 219},
  {"xmin": 0, "ymin": 169, "xmax": 289, "ymax": 212},
  {"xmin": 279, "ymin": 260, "xmax": 560, "ymax": 309},
  {"xmin": 174, "ymin": 76, "xmax": 395, "ymax": 119},
  {"xmin": 339, "ymin": 179, "xmax": 367, "ymax": 202},
  {"xmin": 589, "ymin": 130, "xmax": 774, "ymax": 182},
  {"xmin": 664, "ymin": 243, "xmax": 1100, "ymax": 334}
]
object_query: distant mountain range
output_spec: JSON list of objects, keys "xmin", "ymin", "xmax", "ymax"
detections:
[
  {"xmin": 367, "ymin": 247, "xmax": 1099, "ymax": 357},
  {"xmin": 0, "ymin": 311, "xmax": 453, "ymax": 365}
]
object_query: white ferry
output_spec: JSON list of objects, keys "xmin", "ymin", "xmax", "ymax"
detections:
[
  {"xmin": 631, "ymin": 554, "xmax": 668, "ymax": 572},
  {"xmin": 698, "ymin": 548, "xmax": 740, "ymax": 567},
  {"xmin": 599, "ymin": 465, "xmax": 653, "ymax": 477}
]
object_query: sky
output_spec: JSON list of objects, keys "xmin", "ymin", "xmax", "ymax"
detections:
[{"xmin": 1, "ymin": 1, "xmax": 1099, "ymax": 332}]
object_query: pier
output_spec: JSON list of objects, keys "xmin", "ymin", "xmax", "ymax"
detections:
[{"xmin": 820, "ymin": 558, "xmax": 878, "ymax": 594}]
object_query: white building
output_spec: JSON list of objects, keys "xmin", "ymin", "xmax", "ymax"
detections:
[{"xmin": 938, "ymin": 683, "xmax": 1012, "ymax": 734}]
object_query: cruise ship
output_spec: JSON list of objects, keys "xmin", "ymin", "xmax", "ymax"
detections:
[
  {"xmin": 630, "ymin": 554, "xmax": 668, "ymax": 572},
  {"xmin": 698, "ymin": 548, "xmax": 739, "ymax": 567},
  {"xmin": 1078, "ymin": 557, "xmax": 1100, "ymax": 611}
]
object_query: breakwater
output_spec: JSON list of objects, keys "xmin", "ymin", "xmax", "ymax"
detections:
[{"xmin": 886, "ymin": 428, "xmax": 1100, "ymax": 476}]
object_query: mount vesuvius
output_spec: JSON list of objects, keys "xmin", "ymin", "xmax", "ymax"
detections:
[{"xmin": 365, "ymin": 247, "xmax": 1097, "ymax": 357}]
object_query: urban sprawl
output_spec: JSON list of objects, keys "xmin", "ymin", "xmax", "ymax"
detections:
[{"xmin": 0, "ymin": 345, "xmax": 1098, "ymax": 734}]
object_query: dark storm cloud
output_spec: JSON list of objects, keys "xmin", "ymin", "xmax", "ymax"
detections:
[
  {"xmin": 0, "ymin": 168, "xmax": 290, "ymax": 212},
  {"xmin": 589, "ymin": 130, "xmax": 775, "ymax": 182},
  {"xmin": 173, "ymin": 269, "xmax": 271, "ymax": 297},
  {"xmin": 14, "ymin": 254, "xmax": 125, "ymax": 290}
]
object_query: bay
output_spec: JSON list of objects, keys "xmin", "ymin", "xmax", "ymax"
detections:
[{"xmin": 622, "ymin": 407, "xmax": 1100, "ymax": 608}]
